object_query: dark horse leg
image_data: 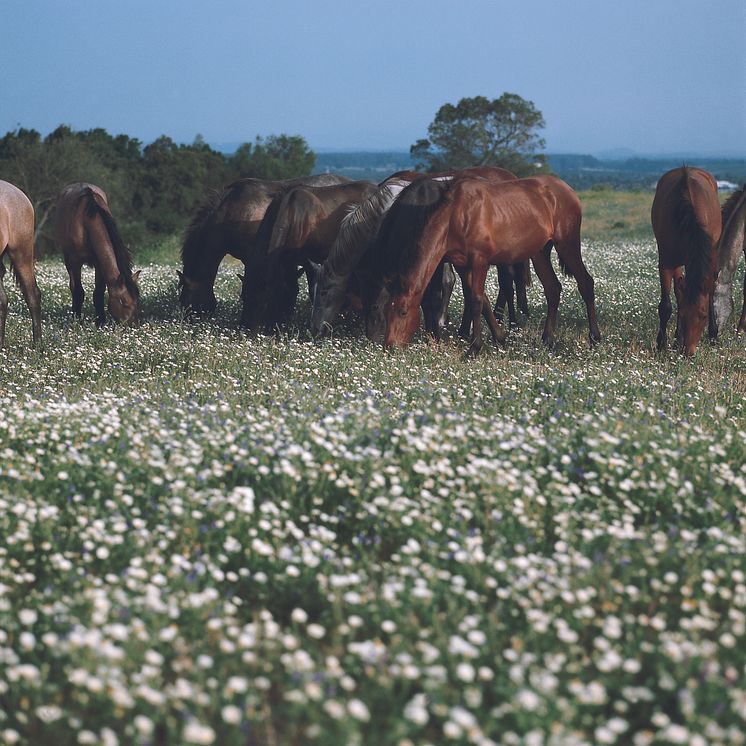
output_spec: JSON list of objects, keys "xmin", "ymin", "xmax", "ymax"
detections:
[
  {"xmin": 553, "ymin": 239, "xmax": 601, "ymax": 346},
  {"xmin": 93, "ymin": 268, "xmax": 107, "ymax": 327},
  {"xmin": 739, "ymin": 251, "xmax": 746, "ymax": 333},
  {"xmin": 516, "ymin": 261, "xmax": 530, "ymax": 317},
  {"xmin": 66, "ymin": 261, "xmax": 85, "ymax": 319},
  {"xmin": 422, "ymin": 261, "xmax": 456, "ymax": 340},
  {"xmin": 464, "ymin": 261, "xmax": 505, "ymax": 357},
  {"xmin": 494, "ymin": 264, "xmax": 517, "ymax": 324},
  {"xmin": 10, "ymin": 247, "xmax": 42, "ymax": 347},
  {"xmin": 531, "ymin": 245, "xmax": 562, "ymax": 348},
  {"xmin": 0, "ymin": 262, "xmax": 8, "ymax": 348},
  {"xmin": 656, "ymin": 266, "xmax": 676, "ymax": 351}
]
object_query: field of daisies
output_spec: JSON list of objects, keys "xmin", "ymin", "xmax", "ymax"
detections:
[{"xmin": 0, "ymin": 237, "xmax": 744, "ymax": 746}]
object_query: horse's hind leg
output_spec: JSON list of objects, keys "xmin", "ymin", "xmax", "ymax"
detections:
[
  {"xmin": 494, "ymin": 264, "xmax": 516, "ymax": 324},
  {"xmin": 554, "ymin": 240, "xmax": 601, "ymax": 345},
  {"xmin": 9, "ymin": 244, "xmax": 42, "ymax": 346},
  {"xmin": 516, "ymin": 261, "xmax": 530, "ymax": 317},
  {"xmin": 0, "ymin": 261, "xmax": 8, "ymax": 349},
  {"xmin": 93, "ymin": 268, "xmax": 106, "ymax": 327},
  {"xmin": 531, "ymin": 246, "xmax": 561, "ymax": 348}
]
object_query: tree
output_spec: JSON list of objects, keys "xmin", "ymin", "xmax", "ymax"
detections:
[
  {"xmin": 410, "ymin": 93, "xmax": 547, "ymax": 176},
  {"xmin": 230, "ymin": 135, "xmax": 315, "ymax": 180}
]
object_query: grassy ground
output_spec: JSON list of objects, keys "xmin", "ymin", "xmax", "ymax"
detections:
[{"xmin": 0, "ymin": 234, "xmax": 744, "ymax": 745}]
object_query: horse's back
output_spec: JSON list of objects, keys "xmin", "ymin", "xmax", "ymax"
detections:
[{"xmin": 0, "ymin": 180, "xmax": 34, "ymax": 251}]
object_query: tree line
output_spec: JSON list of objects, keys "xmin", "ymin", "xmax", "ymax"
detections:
[{"xmin": 0, "ymin": 126, "xmax": 316, "ymax": 256}]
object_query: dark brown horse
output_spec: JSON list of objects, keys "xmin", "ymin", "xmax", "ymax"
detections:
[
  {"xmin": 651, "ymin": 167, "xmax": 722, "ymax": 356},
  {"xmin": 0, "ymin": 180, "xmax": 42, "ymax": 347},
  {"xmin": 380, "ymin": 175, "xmax": 600, "ymax": 356},
  {"xmin": 55, "ymin": 183, "xmax": 140, "ymax": 326},
  {"xmin": 712, "ymin": 184, "xmax": 746, "ymax": 335},
  {"xmin": 240, "ymin": 180, "xmax": 376, "ymax": 332},
  {"xmin": 363, "ymin": 166, "xmax": 517, "ymax": 343},
  {"xmin": 178, "ymin": 174, "xmax": 349, "ymax": 313}
]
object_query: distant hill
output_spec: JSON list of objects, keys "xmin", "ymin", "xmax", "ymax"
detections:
[{"xmin": 312, "ymin": 151, "xmax": 746, "ymax": 190}]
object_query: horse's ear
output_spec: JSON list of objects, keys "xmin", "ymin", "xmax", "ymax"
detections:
[{"xmin": 132, "ymin": 270, "xmax": 142, "ymax": 283}]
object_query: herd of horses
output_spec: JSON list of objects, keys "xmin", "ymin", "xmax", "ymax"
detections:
[{"xmin": 0, "ymin": 165, "xmax": 744, "ymax": 357}]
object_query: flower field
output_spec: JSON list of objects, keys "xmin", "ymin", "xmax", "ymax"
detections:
[{"xmin": 0, "ymin": 239, "xmax": 744, "ymax": 746}]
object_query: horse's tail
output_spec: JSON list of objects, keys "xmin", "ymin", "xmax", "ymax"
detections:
[
  {"xmin": 674, "ymin": 169, "xmax": 714, "ymax": 303},
  {"xmin": 180, "ymin": 187, "xmax": 225, "ymax": 269},
  {"xmin": 268, "ymin": 188, "xmax": 319, "ymax": 253},
  {"xmin": 84, "ymin": 188, "xmax": 140, "ymax": 299}
]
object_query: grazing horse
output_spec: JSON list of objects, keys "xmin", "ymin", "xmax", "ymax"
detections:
[
  {"xmin": 711, "ymin": 184, "xmax": 746, "ymax": 335},
  {"xmin": 308, "ymin": 172, "xmax": 455, "ymax": 337},
  {"xmin": 178, "ymin": 173, "xmax": 350, "ymax": 313},
  {"xmin": 0, "ymin": 180, "xmax": 42, "ymax": 347},
  {"xmin": 363, "ymin": 166, "xmax": 517, "ymax": 343},
  {"xmin": 240, "ymin": 180, "xmax": 376, "ymax": 332},
  {"xmin": 651, "ymin": 167, "xmax": 722, "ymax": 356},
  {"xmin": 380, "ymin": 175, "xmax": 600, "ymax": 356},
  {"xmin": 55, "ymin": 183, "xmax": 140, "ymax": 326}
]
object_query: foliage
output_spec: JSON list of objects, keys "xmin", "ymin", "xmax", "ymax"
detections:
[
  {"xmin": 0, "ymin": 126, "xmax": 315, "ymax": 256},
  {"xmin": 411, "ymin": 94, "xmax": 548, "ymax": 176},
  {"xmin": 0, "ymin": 239, "xmax": 744, "ymax": 745}
]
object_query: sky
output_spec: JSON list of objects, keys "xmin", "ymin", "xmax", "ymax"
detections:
[{"xmin": 2, "ymin": 0, "xmax": 745, "ymax": 156}]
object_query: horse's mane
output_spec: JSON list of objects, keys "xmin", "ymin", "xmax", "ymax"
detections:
[
  {"xmin": 180, "ymin": 187, "xmax": 226, "ymax": 270},
  {"xmin": 84, "ymin": 188, "xmax": 140, "ymax": 299},
  {"xmin": 673, "ymin": 168, "xmax": 713, "ymax": 303},
  {"xmin": 325, "ymin": 178, "xmax": 411, "ymax": 280},
  {"xmin": 721, "ymin": 184, "xmax": 746, "ymax": 229},
  {"xmin": 369, "ymin": 178, "xmax": 452, "ymax": 296}
]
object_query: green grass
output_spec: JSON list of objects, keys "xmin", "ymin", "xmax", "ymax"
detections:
[{"xmin": 0, "ymin": 241, "xmax": 744, "ymax": 746}]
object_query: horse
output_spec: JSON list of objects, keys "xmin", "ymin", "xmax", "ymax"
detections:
[
  {"xmin": 240, "ymin": 180, "xmax": 377, "ymax": 332},
  {"xmin": 494, "ymin": 260, "xmax": 531, "ymax": 325},
  {"xmin": 55, "ymin": 183, "xmax": 140, "ymax": 326},
  {"xmin": 362, "ymin": 166, "xmax": 517, "ymax": 344},
  {"xmin": 651, "ymin": 167, "xmax": 722, "ymax": 356},
  {"xmin": 178, "ymin": 173, "xmax": 350, "ymax": 314},
  {"xmin": 308, "ymin": 173, "xmax": 423, "ymax": 336},
  {"xmin": 0, "ymin": 180, "xmax": 42, "ymax": 347},
  {"xmin": 380, "ymin": 175, "xmax": 600, "ymax": 356},
  {"xmin": 711, "ymin": 184, "xmax": 746, "ymax": 335}
]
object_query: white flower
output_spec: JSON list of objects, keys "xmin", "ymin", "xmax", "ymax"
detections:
[
  {"xmin": 222, "ymin": 705, "xmax": 242, "ymax": 725},
  {"xmin": 347, "ymin": 698, "xmax": 370, "ymax": 722},
  {"xmin": 291, "ymin": 607, "xmax": 308, "ymax": 624},
  {"xmin": 183, "ymin": 720, "xmax": 216, "ymax": 744},
  {"xmin": 18, "ymin": 609, "xmax": 37, "ymax": 626}
]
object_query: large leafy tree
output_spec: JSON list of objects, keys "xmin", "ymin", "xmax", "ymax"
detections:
[
  {"xmin": 230, "ymin": 135, "xmax": 315, "ymax": 181},
  {"xmin": 411, "ymin": 93, "xmax": 547, "ymax": 176}
]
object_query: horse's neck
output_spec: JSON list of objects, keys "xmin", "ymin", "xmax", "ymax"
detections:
[
  {"xmin": 182, "ymin": 231, "xmax": 226, "ymax": 281},
  {"xmin": 408, "ymin": 213, "xmax": 450, "ymax": 299},
  {"xmin": 86, "ymin": 218, "xmax": 123, "ymax": 285},
  {"xmin": 719, "ymin": 190, "xmax": 746, "ymax": 272}
]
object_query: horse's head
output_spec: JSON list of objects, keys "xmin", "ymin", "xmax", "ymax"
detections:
[
  {"xmin": 310, "ymin": 264, "xmax": 347, "ymax": 337},
  {"xmin": 382, "ymin": 285, "xmax": 420, "ymax": 348},
  {"xmin": 711, "ymin": 270, "xmax": 734, "ymax": 338},
  {"xmin": 177, "ymin": 270, "xmax": 217, "ymax": 315},
  {"xmin": 109, "ymin": 271, "xmax": 141, "ymax": 326},
  {"xmin": 678, "ymin": 274, "xmax": 713, "ymax": 357}
]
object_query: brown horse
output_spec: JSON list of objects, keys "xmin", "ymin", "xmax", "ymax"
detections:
[
  {"xmin": 55, "ymin": 183, "xmax": 140, "ymax": 326},
  {"xmin": 712, "ymin": 184, "xmax": 746, "ymax": 335},
  {"xmin": 178, "ymin": 174, "xmax": 349, "ymax": 313},
  {"xmin": 241, "ymin": 180, "xmax": 376, "ymax": 332},
  {"xmin": 651, "ymin": 167, "xmax": 722, "ymax": 356},
  {"xmin": 381, "ymin": 175, "xmax": 600, "ymax": 356},
  {"xmin": 0, "ymin": 180, "xmax": 42, "ymax": 347},
  {"xmin": 364, "ymin": 166, "xmax": 518, "ymax": 344}
]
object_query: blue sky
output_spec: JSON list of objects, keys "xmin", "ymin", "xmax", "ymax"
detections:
[{"xmin": 3, "ymin": 0, "xmax": 745, "ymax": 155}]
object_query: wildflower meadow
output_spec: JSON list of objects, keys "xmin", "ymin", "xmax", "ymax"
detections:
[{"xmin": 0, "ymin": 236, "xmax": 744, "ymax": 745}]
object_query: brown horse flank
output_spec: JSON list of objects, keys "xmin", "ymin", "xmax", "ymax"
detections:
[
  {"xmin": 241, "ymin": 180, "xmax": 376, "ymax": 332},
  {"xmin": 364, "ymin": 166, "xmax": 517, "ymax": 343},
  {"xmin": 712, "ymin": 183, "xmax": 746, "ymax": 335},
  {"xmin": 178, "ymin": 174, "xmax": 350, "ymax": 313},
  {"xmin": 55, "ymin": 183, "xmax": 140, "ymax": 326},
  {"xmin": 381, "ymin": 175, "xmax": 600, "ymax": 356},
  {"xmin": 0, "ymin": 180, "xmax": 42, "ymax": 347},
  {"xmin": 651, "ymin": 167, "xmax": 722, "ymax": 356}
]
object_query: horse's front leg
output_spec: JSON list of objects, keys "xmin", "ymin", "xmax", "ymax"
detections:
[
  {"xmin": 466, "ymin": 262, "xmax": 492, "ymax": 357},
  {"xmin": 66, "ymin": 261, "xmax": 84, "ymax": 319},
  {"xmin": 0, "ymin": 268, "xmax": 8, "ymax": 349},
  {"xmin": 656, "ymin": 267, "xmax": 674, "ymax": 351},
  {"xmin": 93, "ymin": 268, "xmax": 107, "ymax": 327},
  {"xmin": 672, "ymin": 269, "xmax": 685, "ymax": 350}
]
